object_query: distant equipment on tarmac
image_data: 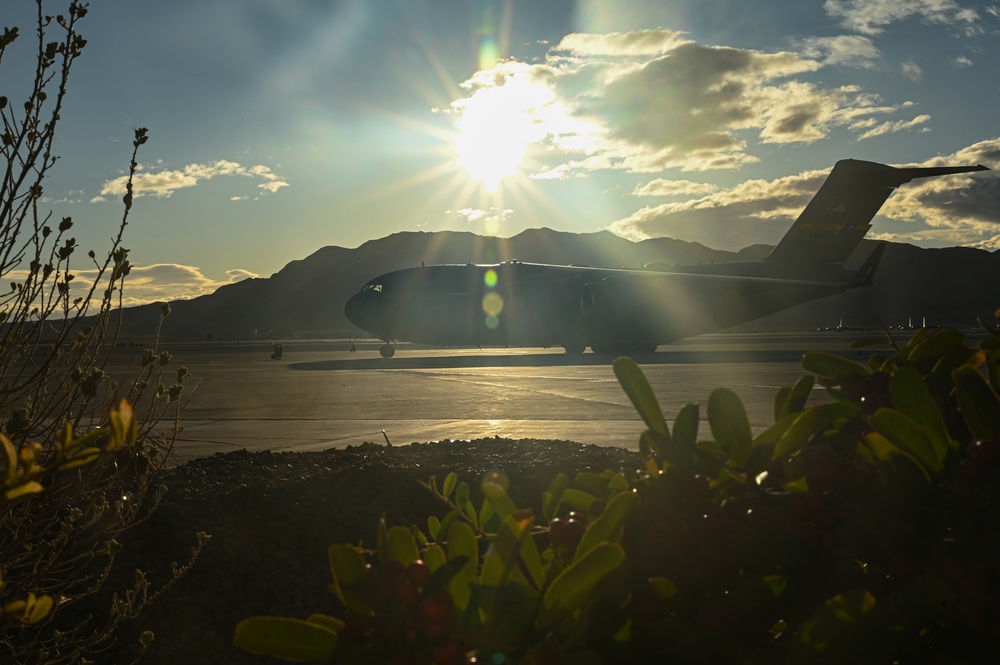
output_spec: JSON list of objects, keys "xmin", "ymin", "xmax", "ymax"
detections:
[{"xmin": 345, "ymin": 159, "xmax": 989, "ymax": 358}]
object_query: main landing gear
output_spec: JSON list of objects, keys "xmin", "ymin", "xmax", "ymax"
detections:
[{"xmin": 379, "ymin": 343, "xmax": 395, "ymax": 358}]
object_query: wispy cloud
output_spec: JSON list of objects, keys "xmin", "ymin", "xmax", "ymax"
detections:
[
  {"xmin": 96, "ymin": 160, "xmax": 289, "ymax": 201},
  {"xmin": 901, "ymin": 61, "xmax": 923, "ymax": 81},
  {"xmin": 796, "ymin": 35, "xmax": 881, "ymax": 68},
  {"xmin": 3, "ymin": 264, "xmax": 258, "ymax": 306},
  {"xmin": 953, "ymin": 55, "xmax": 973, "ymax": 67},
  {"xmin": 447, "ymin": 207, "xmax": 514, "ymax": 235},
  {"xmin": 631, "ymin": 179, "xmax": 720, "ymax": 197},
  {"xmin": 824, "ymin": 0, "xmax": 984, "ymax": 36},
  {"xmin": 855, "ymin": 114, "xmax": 931, "ymax": 140}
]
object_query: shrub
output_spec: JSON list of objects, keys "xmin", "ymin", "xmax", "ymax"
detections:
[
  {"xmin": 236, "ymin": 316, "xmax": 1000, "ymax": 664},
  {"xmin": 1, "ymin": 3, "xmax": 204, "ymax": 662}
]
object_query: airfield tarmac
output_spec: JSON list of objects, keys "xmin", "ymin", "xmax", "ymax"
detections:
[{"xmin": 141, "ymin": 330, "xmax": 931, "ymax": 465}]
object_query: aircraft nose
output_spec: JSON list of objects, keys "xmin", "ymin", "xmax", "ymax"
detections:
[{"xmin": 344, "ymin": 292, "xmax": 367, "ymax": 329}]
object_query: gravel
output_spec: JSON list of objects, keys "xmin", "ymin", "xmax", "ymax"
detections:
[{"xmin": 107, "ymin": 438, "xmax": 638, "ymax": 665}]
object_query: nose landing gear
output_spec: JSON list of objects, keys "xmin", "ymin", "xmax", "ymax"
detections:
[{"xmin": 379, "ymin": 343, "xmax": 395, "ymax": 358}]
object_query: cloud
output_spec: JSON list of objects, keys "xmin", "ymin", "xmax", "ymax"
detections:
[
  {"xmin": 901, "ymin": 61, "xmax": 923, "ymax": 81},
  {"xmin": 447, "ymin": 207, "xmax": 514, "ymax": 235},
  {"xmin": 855, "ymin": 114, "xmax": 931, "ymax": 140},
  {"xmin": 98, "ymin": 160, "xmax": 289, "ymax": 200},
  {"xmin": 555, "ymin": 29, "xmax": 691, "ymax": 56},
  {"xmin": 609, "ymin": 168, "xmax": 828, "ymax": 249},
  {"xmin": 953, "ymin": 55, "xmax": 973, "ymax": 67},
  {"xmin": 3, "ymin": 264, "xmax": 258, "ymax": 307},
  {"xmin": 631, "ymin": 179, "xmax": 720, "ymax": 197},
  {"xmin": 796, "ymin": 35, "xmax": 881, "ymax": 68},
  {"xmin": 824, "ymin": 0, "xmax": 984, "ymax": 36},
  {"xmin": 608, "ymin": 139, "xmax": 1000, "ymax": 249},
  {"xmin": 880, "ymin": 138, "xmax": 1000, "ymax": 235},
  {"xmin": 449, "ymin": 31, "xmax": 930, "ymax": 179}
]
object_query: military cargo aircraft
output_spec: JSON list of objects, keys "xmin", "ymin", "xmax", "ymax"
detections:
[{"xmin": 345, "ymin": 159, "xmax": 988, "ymax": 358}]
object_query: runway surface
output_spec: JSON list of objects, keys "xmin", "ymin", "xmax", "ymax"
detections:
[{"xmin": 133, "ymin": 330, "xmax": 932, "ymax": 465}]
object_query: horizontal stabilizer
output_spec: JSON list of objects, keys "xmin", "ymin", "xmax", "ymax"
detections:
[{"xmin": 767, "ymin": 159, "xmax": 989, "ymax": 265}]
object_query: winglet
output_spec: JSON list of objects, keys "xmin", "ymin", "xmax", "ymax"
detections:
[{"xmin": 848, "ymin": 242, "xmax": 887, "ymax": 288}]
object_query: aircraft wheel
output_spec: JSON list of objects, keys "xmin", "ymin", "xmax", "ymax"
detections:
[
  {"xmin": 563, "ymin": 341, "xmax": 586, "ymax": 354},
  {"xmin": 379, "ymin": 344, "xmax": 395, "ymax": 358},
  {"xmin": 590, "ymin": 343, "xmax": 615, "ymax": 354}
]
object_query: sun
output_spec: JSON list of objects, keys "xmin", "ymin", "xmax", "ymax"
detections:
[{"xmin": 453, "ymin": 75, "xmax": 553, "ymax": 193}]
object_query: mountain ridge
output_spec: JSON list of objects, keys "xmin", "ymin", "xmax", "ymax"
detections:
[{"xmin": 114, "ymin": 228, "xmax": 1000, "ymax": 339}]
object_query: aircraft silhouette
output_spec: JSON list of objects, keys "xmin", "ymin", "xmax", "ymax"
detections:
[{"xmin": 346, "ymin": 159, "xmax": 988, "ymax": 358}]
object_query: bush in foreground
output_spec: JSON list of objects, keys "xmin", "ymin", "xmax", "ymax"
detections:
[
  {"xmin": 236, "ymin": 314, "xmax": 1000, "ymax": 664},
  {"xmin": 1, "ymin": 4, "xmax": 204, "ymax": 662}
]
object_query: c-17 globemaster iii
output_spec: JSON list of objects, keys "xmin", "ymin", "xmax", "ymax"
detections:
[{"xmin": 345, "ymin": 159, "xmax": 989, "ymax": 358}]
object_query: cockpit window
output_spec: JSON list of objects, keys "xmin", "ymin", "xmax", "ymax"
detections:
[{"xmin": 361, "ymin": 283, "xmax": 383, "ymax": 293}]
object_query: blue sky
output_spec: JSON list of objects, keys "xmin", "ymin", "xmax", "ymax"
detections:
[{"xmin": 5, "ymin": 0, "xmax": 1000, "ymax": 304}]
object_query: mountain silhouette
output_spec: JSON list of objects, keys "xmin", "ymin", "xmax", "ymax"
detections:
[{"xmin": 113, "ymin": 228, "xmax": 999, "ymax": 339}]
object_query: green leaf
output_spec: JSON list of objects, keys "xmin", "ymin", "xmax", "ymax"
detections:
[
  {"xmin": 327, "ymin": 545, "xmax": 369, "ymax": 615},
  {"xmin": 442, "ymin": 472, "xmax": 457, "ymax": 499},
  {"xmin": 753, "ymin": 413, "xmax": 798, "ymax": 449},
  {"xmin": 25, "ymin": 594, "xmax": 52, "ymax": 624},
  {"xmin": 482, "ymin": 482, "xmax": 516, "ymax": 521},
  {"xmin": 463, "ymin": 500, "xmax": 478, "ymax": 528},
  {"xmin": 424, "ymin": 553, "xmax": 469, "ymax": 597},
  {"xmin": 306, "ymin": 614, "xmax": 344, "ymax": 633},
  {"xmin": 573, "ymin": 491, "xmax": 638, "ymax": 563},
  {"xmin": 649, "ymin": 577, "xmax": 678, "ymax": 599},
  {"xmin": 479, "ymin": 499, "xmax": 495, "ymax": 532},
  {"xmin": 234, "ymin": 617, "xmax": 337, "ymax": 661},
  {"xmin": 574, "ymin": 471, "xmax": 609, "ymax": 495},
  {"xmin": 864, "ymin": 433, "xmax": 930, "ymax": 482},
  {"xmin": 614, "ymin": 356, "xmax": 669, "ymax": 438},
  {"xmin": 424, "ymin": 544, "xmax": 446, "ymax": 573},
  {"xmin": 791, "ymin": 589, "xmax": 876, "ymax": 659},
  {"xmin": 481, "ymin": 514, "xmax": 532, "ymax": 588},
  {"xmin": 387, "ymin": 525, "xmax": 420, "ymax": 566},
  {"xmin": 708, "ymin": 388, "xmax": 752, "ymax": 467},
  {"xmin": 802, "ymin": 351, "xmax": 873, "ymax": 380},
  {"xmin": 446, "ymin": 522, "xmax": 478, "ymax": 611},
  {"xmin": 988, "ymin": 353, "xmax": 1000, "ymax": 392},
  {"xmin": 909, "ymin": 328, "xmax": 964, "ymax": 362},
  {"xmin": 672, "ymin": 403, "xmax": 699, "ymax": 450},
  {"xmin": 774, "ymin": 386, "xmax": 791, "ymax": 423},
  {"xmin": 455, "ymin": 481, "xmax": 470, "ymax": 508},
  {"xmin": 781, "ymin": 375, "xmax": 815, "ymax": 419},
  {"xmin": 868, "ymin": 409, "xmax": 941, "ymax": 474},
  {"xmin": 428, "ymin": 515, "xmax": 442, "ymax": 541},
  {"xmin": 773, "ymin": 402, "xmax": 858, "ymax": 460},
  {"xmin": 889, "ymin": 366, "xmax": 953, "ymax": 462},
  {"xmin": 542, "ymin": 542, "xmax": 625, "ymax": 614},
  {"xmin": 543, "ymin": 473, "xmax": 569, "ymax": 523},
  {"xmin": 953, "ymin": 366, "xmax": 1000, "ymax": 439},
  {"xmin": 559, "ymin": 488, "xmax": 596, "ymax": 513},
  {"xmin": 3, "ymin": 481, "xmax": 43, "ymax": 502}
]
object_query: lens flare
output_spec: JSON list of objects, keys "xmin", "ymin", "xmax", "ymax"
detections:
[
  {"xmin": 482, "ymin": 291, "xmax": 503, "ymax": 316},
  {"xmin": 484, "ymin": 269, "xmax": 498, "ymax": 288}
]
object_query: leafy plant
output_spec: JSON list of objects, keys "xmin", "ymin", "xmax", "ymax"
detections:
[
  {"xmin": 0, "ymin": 3, "xmax": 203, "ymax": 662},
  {"xmin": 236, "ymin": 311, "xmax": 1000, "ymax": 663}
]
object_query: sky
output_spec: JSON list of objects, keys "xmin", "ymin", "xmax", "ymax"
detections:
[{"xmin": 4, "ymin": 0, "xmax": 1000, "ymax": 305}]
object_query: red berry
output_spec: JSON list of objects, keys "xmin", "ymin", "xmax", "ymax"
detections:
[{"xmin": 409, "ymin": 560, "xmax": 431, "ymax": 588}]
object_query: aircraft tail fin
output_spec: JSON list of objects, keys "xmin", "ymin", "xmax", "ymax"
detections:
[
  {"xmin": 847, "ymin": 242, "xmax": 887, "ymax": 288},
  {"xmin": 766, "ymin": 159, "xmax": 988, "ymax": 265}
]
